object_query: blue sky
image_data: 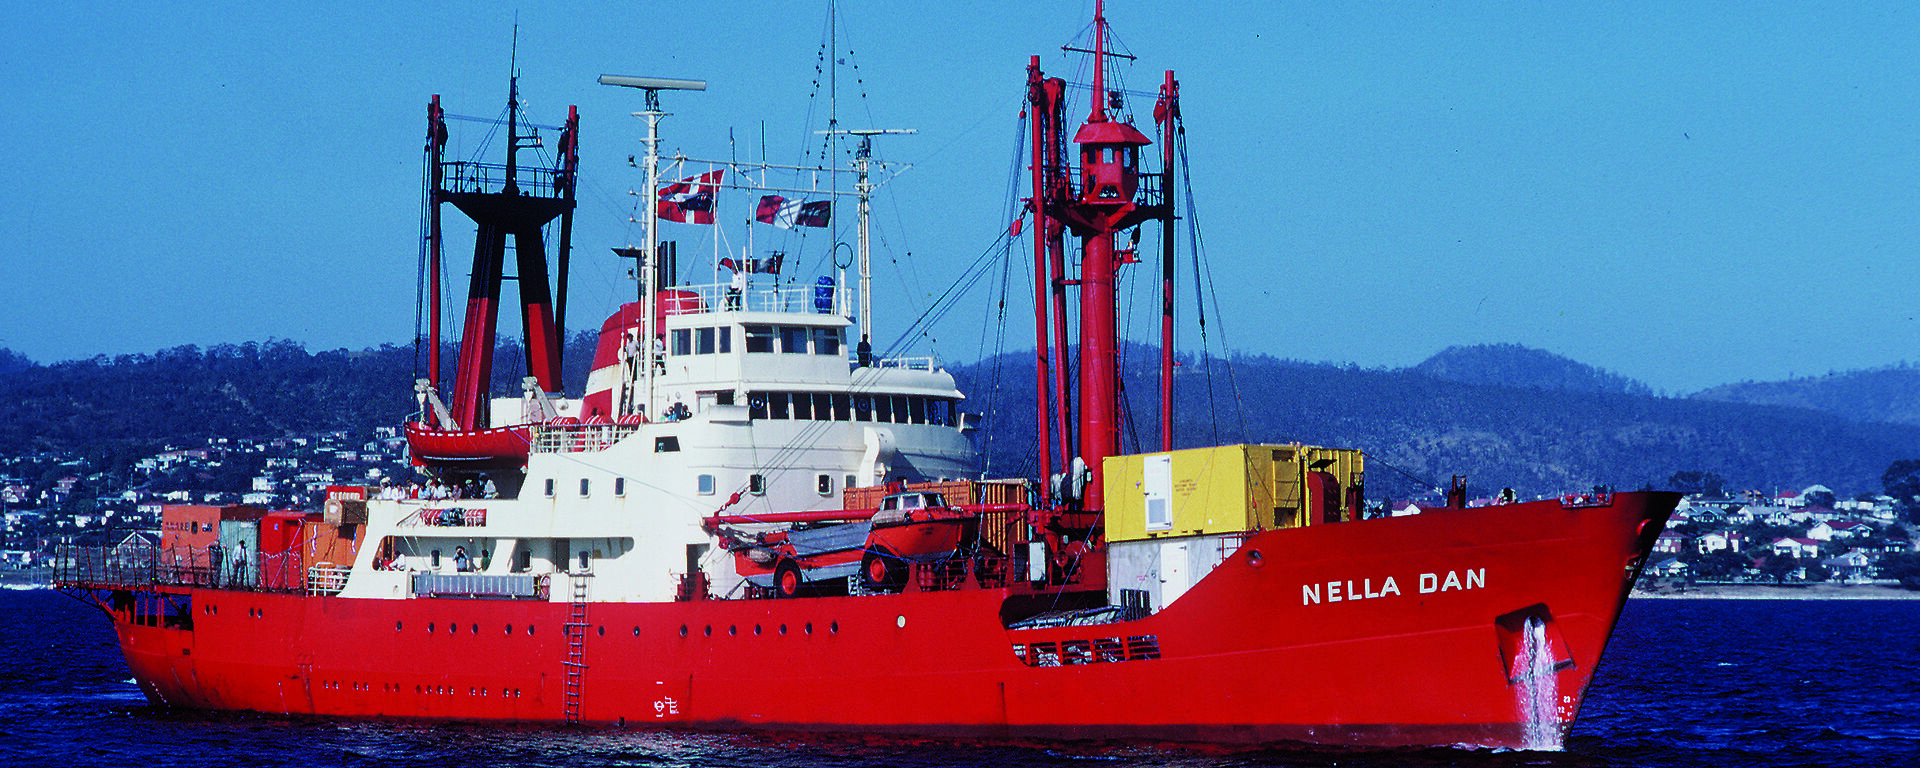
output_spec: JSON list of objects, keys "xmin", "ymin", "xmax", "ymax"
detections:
[{"xmin": 3, "ymin": 1, "xmax": 1917, "ymax": 394}]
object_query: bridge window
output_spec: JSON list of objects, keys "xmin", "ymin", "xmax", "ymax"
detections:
[
  {"xmin": 813, "ymin": 328, "xmax": 841, "ymax": 356},
  {"xmin": 909, "ymin": 396, "xmax": 927, "ymax": 424},
  {"xmin": 654, "ymin": 436, "xmax": 680, "ymax": 452},
  {"xmin": 696, "ymin": 327, "xmax": 717, "ymax": 354},
  {"xmin": 852, "ymin": 395, "xmax": 872, "ymax": 422},
  {"xmin": 779, "ymin": 326, "xmax": 809, "ymax": 354},
  {"xmin": 873, "ymin": 395, "xmax": 892, "ymax": 423},
  {"xmin": 832, "ymin": 393, "xmax": 851, "ymax": 420},
  {"xmin": 671, "ymin": 329, "xmax": 692, "ymax": 356},
  {"xmin": 745, "ymin": 325, "xmax": 775, "ymax": 353},
  {"xmin": 769, "ymin": 392, "xmax": 789, "ymax": 420},
  {"xmin": 718, "ymin": 327, "xmax": 732, "ymax": 353},
  {"xmin": 791, "ymin": 393, "xmax": 813, "ymax": 420}
]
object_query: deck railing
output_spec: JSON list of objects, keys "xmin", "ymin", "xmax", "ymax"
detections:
[
  {"xmin": 54, "ymin": 543, "xmax": 336, "ymax": 595},
  {"xmin": 664, "ymin": 281, "xmax": 846, "ymax": 317},
  {"xmin": 307, "ymin": 564, "xmax": 351, "ymax": 595},
  {"xmin": 529, "ymin": 423, "xmax": 640, "ymax": 454},
  {"xmin": 401, "ymin": 506, "xmax": 491, "ymax": 527}
]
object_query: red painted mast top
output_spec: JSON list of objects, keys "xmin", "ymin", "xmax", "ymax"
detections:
[{"xmin": 1043, "ymin": 0, "xmax": 1157, "ymax": 511}]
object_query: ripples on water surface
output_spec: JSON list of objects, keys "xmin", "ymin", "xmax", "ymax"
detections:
[{"xmin": 4, "ymin": 590, "xmax": 1916, "ymax": 768}]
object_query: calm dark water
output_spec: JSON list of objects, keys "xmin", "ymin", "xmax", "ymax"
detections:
[{"xmin": 4, "ymin": 589, "xmax": 1918, "ymax": 768}]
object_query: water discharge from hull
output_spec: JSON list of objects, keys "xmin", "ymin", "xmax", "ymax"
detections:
[{"xmin": 1517, "ymin": 616, "xmax": 1564, "ymax": 751}]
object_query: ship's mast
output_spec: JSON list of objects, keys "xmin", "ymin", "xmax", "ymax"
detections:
[
  {"xmin": 1157, "ymin": 71, "xmax": 1179, "ymax": 452},
  {"xmin": 600, "ymin": 75, "xmax": 706, "ymax": 418},
  {"xmin": 1028, "ymin": 0, "xmax": 1173, "ymax": 510},
  {"xmin": 819, "ymin": 129, "xmax": 914, "ymax": 342},
  {"xmin": 424, "ymin": 74, "xmax": 577, "ymax": 433}
]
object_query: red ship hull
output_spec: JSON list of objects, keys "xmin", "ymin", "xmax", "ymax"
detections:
[{"xmin": 86, "ymin": 492, "xmax": 1672, "ymax": 748}]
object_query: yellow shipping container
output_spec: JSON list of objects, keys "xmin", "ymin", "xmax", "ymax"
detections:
[{"xmin": 1102, "ymin": 444, "xmax": 1365, "ymax": 542}]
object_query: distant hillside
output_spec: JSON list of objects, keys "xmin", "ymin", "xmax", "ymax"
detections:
[
  {"xmin": 0, "ymin": 336, "xmax": 600, "ymax": 455},
  {"xmin": 952, "ymin": 347, "xmax": 1920, "ymax": 500},
  {"xmin": 1408, "ymin": 344, "xmax": 1652, "ymax": 396},
  {"xmin": 6, "ymin": 338, "xmax": 1918, "ymax": 503},
  {"xmin": 1693, "ymin": 366, "xmax": 1920, "ymax": 427},
  {"xmin": 0, "ymin": 348, "xmax": 30, "ymax": 377}
]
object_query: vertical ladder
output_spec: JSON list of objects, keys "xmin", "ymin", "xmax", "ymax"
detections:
[{"xmin": 563, "ymin": 572, "xmax": 590, "ymax": 724}]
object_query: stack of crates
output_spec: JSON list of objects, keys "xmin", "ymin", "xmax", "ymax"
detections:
[
  {"xmin": 1100, "ymin": 444, "xmax": 1364, "ymax": 614},
  {"xmin": 1103, "ymin": 443, "xmax": 1365, "ymax": 542}
]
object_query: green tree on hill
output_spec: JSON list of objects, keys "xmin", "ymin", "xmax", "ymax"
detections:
[
  {"xmin": 1879, "ymin": 552, "xmax": 1920, "ymax": 590},
  {"xmin": 1883, "ymin": 459, "xmax": 1920, "ymax": 522}
]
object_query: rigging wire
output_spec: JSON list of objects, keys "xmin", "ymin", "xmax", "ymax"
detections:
[
  {"xmin": 1364, "ymin": 453, "xmax": 1447, "ymax": 497},
  {"xmin": 981, "ymin": 110, "xmax": 1033, "ymax": 478},
  {"xmin": 1174, "ymin": 115, "xmax": 1252, "ymax": 444}
]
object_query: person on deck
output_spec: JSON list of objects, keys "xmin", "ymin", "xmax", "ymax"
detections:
[{"xmin": 230, "ymin": 540, "xmax": 249, "ymax": 587}]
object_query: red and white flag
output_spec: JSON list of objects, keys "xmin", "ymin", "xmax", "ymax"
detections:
[
  {"xmin": 658, "ymin": 169, "xmax": 724, "ymax": 224},
  {"xmin": 794, "ymin": 200, "xmax": 831, "ymax": 228},
  {"xmin": 754, "ymin": 194, "xmax": 830, "ymax": 229}
]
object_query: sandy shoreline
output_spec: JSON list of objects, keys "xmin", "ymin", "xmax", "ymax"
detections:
[{"xmin": 1633, "ymin": 584, "xmax": 1920, "ymax": 600}]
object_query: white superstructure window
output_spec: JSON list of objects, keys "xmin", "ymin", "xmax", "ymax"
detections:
[
  {"xmin": 817, "ymin": 474, "xmax": 832, "ymax": 496},
  {"xmin": 813, "ymin": 327, "xmax": 840, "ymax": 356},
  {"xmin": 697, "ymin": 474, "xmax": 716, "ymax": 495},
  {"xmin": 779, "ymin": 326, "xmax": 809, "ymax": 353}
]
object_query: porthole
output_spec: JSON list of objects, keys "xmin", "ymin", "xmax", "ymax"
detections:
[
  {"xmin": 779, "ymin": 624, "xmax": 788, "ymax": 636},
  {"xmin": 728, "ymin": 625, "xmax": 737, "ymax": 637},
  {"xmin": 428, "ymin": 622, "xmax": 435, "ymax": 633},
  {"xmin": 633, "ymin": 626, "xmax": 641, "ymax": 637},
  {"xmin": 831, "ymin": 620, "xmax": 840, "ymax": 634},
  {"xmin": 805, "ymin": 622, "xmax": 814, "ymax": 635},
  {"xmin": 395, "ymin": 621, "xmax": 402, "ymax": 632},
  {"xmin": 754, "ymin": 624, "xmax": 763, "ymax": 636},
  {"xmin": 504, "ymin": 625, "xmax": 512, "ymax": 635},
  {"xmin": 527, "ymin": 625, "xmax": 535, "ymax": 636},
  {"xmin": 597, "ymin": 626, "xmax": 605, "ymax": 637},
  {"xmin": 703, "ymin": 625, "xmax": 712, "ymax": 637},
  {"xmin": 679, "ymin": 625, "xmax": 689, "ymax": 637},
  {"xmin": 471, "ymin": 623, "xmax": 479, "ymax": 634}
]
